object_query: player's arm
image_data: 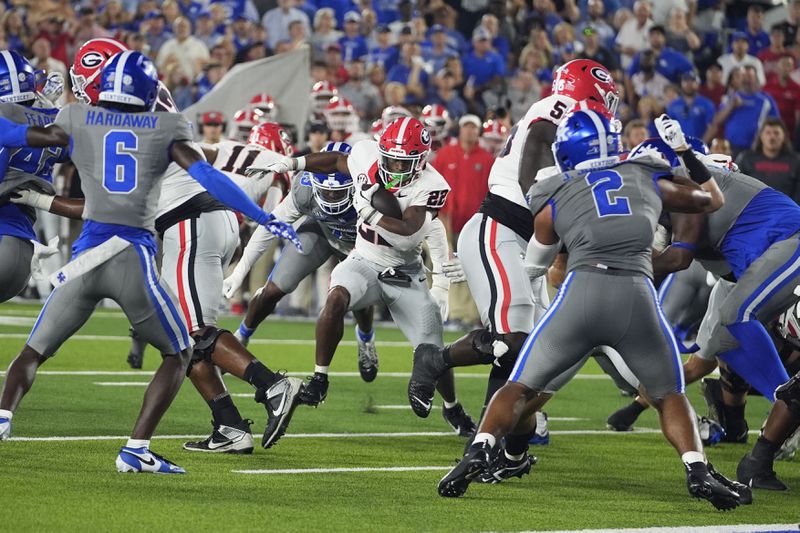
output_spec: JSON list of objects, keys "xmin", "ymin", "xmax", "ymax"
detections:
[
  {"xmin": 0, "ymin": 120, "xmax": 70, "ymax": 148},
  {"xmin": 652, "ymin": 212, "xmax": 704, "ymax": 276},
  {"xmin": 518, "ymin": 120, "xmax": 558, "ymax": 192},
  {"xmin": 525, "ymin": 205, "xmax": 560, "ymax": 280},
  {"xmin": 250, "ymin": 151, "xmax": 349, "ymax": 176},
  {"xmin": 656, "ymin": 177, "xmax": 716, "ymax": 213},
  {"xmin": 8, "ymin": 189, "xmax": 85, "ymax": 220}
]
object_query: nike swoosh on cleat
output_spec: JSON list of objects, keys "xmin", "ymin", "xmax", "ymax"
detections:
[
  {"xmin": 411, "ymin": 396, "xmax": 431, "ymax": 411},
  {"xmin": 270, "ymin": 392, "xmax": 287, "ymax": 416},
  {"xmin": 126, "ymin": 452, "xmax": 156, "ymax": 466}
]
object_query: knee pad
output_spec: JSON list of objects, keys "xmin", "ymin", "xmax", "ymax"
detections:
[
  {"xmin": 186, "ymin": 327, "xmax": 229, "ymax": 376},
  {"xmin": 776, "ymin": 372, "xmax": 800, "ymax": 418},
  {"xmin": 719, "ymin": 365, "xmax": 750, "ymax": 395}
]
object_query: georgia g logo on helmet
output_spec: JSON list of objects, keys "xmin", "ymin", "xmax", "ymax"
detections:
[
  {"xmin": 420, "ymin": 127, "xmax": 431, "ymax": 146},
  {"xmin": 80, "ymin": 51, "xmax": 105, "ymax": 69},
  {"xmin": 590, "ymin": 66, "xmax": 612, "ymax": 84}
]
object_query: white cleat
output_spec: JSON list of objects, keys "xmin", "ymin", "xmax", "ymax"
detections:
[
  {"xmin": 356, "ymin": 327, "xmax": 378, "ymax": 382},
  {"xmin": 116, "ymin": 447, "xmax": 186, "ymax": 474},
  {"xmin": 0, "ymin": 415, "xmax": 11, "ymax": 441}
]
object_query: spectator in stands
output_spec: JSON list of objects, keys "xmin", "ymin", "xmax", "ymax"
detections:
[
  {"xmin": 339, "ymin": 11, "xmax": 369, "ymax": 63},
  {"xmin": 362, "ymin": 9, "xmax": 380, "ymax": 46},
  {"xmin": 98, "ymin": 1, "xmax": 132, "ymax": 36},
  {"xmin": 667, "ymin": 71, "xmax": 716, "ymax": 140},
  {"xmin": 742, "ymin": 4, "xmax": 770, "ymax": 56},
  {"xmin": 429, "ymin": 69, "xmax": 467, "ymax": 120},
  {"xmin": 262, "ymin": 0, "xmax": 311, "ymax": 50},
  {"xmin": 72, "ymin": 7, "xmax": 112, "ymax": 52},
  {"xmin": 486, "ymin": 0, "xmax": 516, "ymax": 48},
  {"xmin": 710, "ymin": 137, "xmax": 733, "ymax": 156},
  {"xmin": 479, "ymin": 14, "xmax": 510, "ymax": 59},
  {"xmin": 339, "ymin": 58, "xmax": 382, "ymax": 123},
  {"xmin": 665, "ymin": 7, "xmax": 700, "ymax": 57},
  {"xmin": 627, "ymin": 25, "xmax": 693, "ymax": 86},
  {"xmin": 443, "ymin": 55, "xmax": 465, "ymax": 88},
  {"xmin": 287, "ymin": 19, "xmax": 309, "ymax": 50},
  {"xmin": 195, "ymin": 11, "xmax": 222, "ymax": 49},
  {"xmin": 366, "ymin": 25, "xmax": 398, "ymax": 72},
  {"xmin": 141, "ymin": 12, "xmax": 172, "ymax": 57},
  {"xmin": 30, "ymin": 37, "xmax": 67, "ymax": 80},
  {"xmin": 757, "ymin": 24, "xmax": 791, "ymax": 78},
  {"xmin": 462, "ymin": 28, "xmax": 505, "ymax": 99},
  {"xmin": 389, "ymin": 0, "xmax": 414, "ymax": 40},
  {"xmin": 199, "ymin": 111, "xmax": 226, "ymax": 144},
  {"xmin": 650, "ymin": 0, "xmax": 688, "ymax": 26},
  {"xmin": 325, "ymin": 42, "xmax": 349, "ymax": 85},
  {"xmin": 622, "ymin": 118, "xmax": 648, "ymax": 150},
  {"xmin": 368, "ymin": 62, "xmax": 386, "ymax": 93},
  {"xmin": 552, "ymin": 21, "xmax": 584, "ymax": 61},
  {"xmin": 195, "ymin": 62, "xmax": 225, "ymax": 101},
  {"xmin": 387, "ymin": 42, "xmax": 429, "ymax": 102},
  {"xmin": 311, "ymin": 8, "xmax": 342, "ymax": 58},
  {"xmin": 124, "ymin": 32, "xmax": 150, "ymax": 54},
  {"xmin": 577, "ymin": 0, "xmax": 616, "ymax": 50},
  {"xmin": 764, "ymin": 55, "xmax": 800, "ymax": 141},
  {"xmin": 636, "ymin": 95, "xmax": 663, "ymax": 136},
  {"xmin": 735, "ymin": 118, "xmax": 800, "ymax": 203},
  {"xmin": 162, "ymin": 62, "xmax": 194, "ymax": 110},
  {"xmin": 210, "ymin": 41, "xmax": 235, "ymax": 71},
  {"xmin": 301, "ymin": 121, "xmax": 331, "ymax": 156},
  {"xmin": 708, "ymin": 65, "xmax": 779, "ymax": 155},
  {"xmin": 157, "ymin": 16, "xmax": 209, "ymax": 80},
  {"xmin": 383, "ymin": 81, "xmax": 407, "ymax": 106},
  {"xmin": 580, "ymin": 24, "xmax": 619, "ymax": 75},
  {"xmin": 718, "ymin": 31, "xmax": 766, "ymax": 86},
  {"xmin": 422, "ymin": 24, "xmax": 456, "ymax": 75},
  {"xmin": 700, "ymin": 62, "xmax": 725, "ymax": 107},
  {"xmin": 525, "ymin": 0, "xmax": 564, "ymax": 38},
  {"xmin": 777, "ymin": 0, "xmax": 800, "ymax": 47},
  {"xmin": 177, "ymin": 0, "xmax": 207, "ymax": 23},
  {"xmin": 229, "ymin": 14, "xmax": 254, "ymax": 54},
  {"xmin": 629, "ymin": 50, "xmax": 670, "ymax": 107},
  {"xmin": 506, "ymin": 69, "xmax": 540, "ymax": 123},
  {"xmin": 33, "ymin": 17, "xmax": 71, "ymax": 67},
  {"xmin": 615, "ymin": 0, "xmax": 653, "ymax": 70}
]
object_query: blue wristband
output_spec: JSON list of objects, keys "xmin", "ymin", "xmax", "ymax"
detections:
[{"xmin": 671, "ymin": 241, "xmax": 697, "ymax": 252}]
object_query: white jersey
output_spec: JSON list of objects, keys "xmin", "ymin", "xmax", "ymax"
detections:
[
  {"xmin": 487, "ymin": 94, "xmax": 576, "ymax": 207},
  {"xmin": 347, "ymin": 140, "xmax": 450, "ymax": 267},
  {"xmin": 156, "ymin": 146, "xmax": 209, "ymax": 217},
  {"xmin": 209, "ymin": 139, "xmax": 285, "ymax": 202}
]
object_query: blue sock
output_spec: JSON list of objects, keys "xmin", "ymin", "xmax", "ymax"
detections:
[
  {"xmin": 356, "ymin": 326, "xmax": 374, "ymax": 343},
  {"xmin": 719, "ymin": 321, "xmax": 790, "ymax": 401},
  {"xmin": 238, "ymin": 322, "xmax": 255, "ymax": 339}
]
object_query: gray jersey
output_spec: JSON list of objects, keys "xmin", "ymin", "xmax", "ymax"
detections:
[
  {"xmin": 54, "ymin": 103, "xmax": 193, "ymax": 231},
  {"xmin": 529, "ymin": 159, "xmax": 667, "ymax": 277},
  {"xmin": 290, "ymin": 173, "xmax": 357, "ymax": 256},
  {"xmin": 0, "ymin": 103, "xmax": 61, "ymax": 197},
  {"xmin": 703, "ymin": 169, "xmax": 766, "ymax": 250}
]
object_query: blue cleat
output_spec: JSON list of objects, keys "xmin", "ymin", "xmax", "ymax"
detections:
[
  {"xmin": 529, "ymin": 411, "xmax": 550, "ymax": 446},
  {"xmin": 116, "ymin": 446, "xmax": 186, "ymax": 474}
]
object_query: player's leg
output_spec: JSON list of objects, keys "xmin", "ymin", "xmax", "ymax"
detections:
[
  {"xmin": 738, "ymin": 371, "xmax": 800, "ymax": 490},
  {"xmin": 353, "ymin": 305, "xmax": 379, "ymax": 382},
  {"xmin": 305, "ymin": 254, "xmax": 382, "ymax": 406},
  {"xmin": 0, "ymin": 235, "xmax": 33, "ymax": 303},
  {"xmin": 235, "ymin": 221, "xmax": 331, "ymax": 346}
]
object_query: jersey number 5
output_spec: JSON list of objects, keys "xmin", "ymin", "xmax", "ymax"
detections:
[
  {"xmin": 103, "ymin": 130, "xmax": 138, "ymax": 194},
  {"xmin": 586, "ymin": 170, "xmax": 631, "ymax": 217}
]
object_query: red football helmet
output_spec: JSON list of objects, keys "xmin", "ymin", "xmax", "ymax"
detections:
[
  {"xmin": 551, "ymin": 59, "xmax": 618, "ymax": 116},
  {"xmin": 310, "ymin": 80, "xmax": 338, "ymax": 115},
  {"xmin": 380, "ymin": 105, "xmax": 413, "ymax": 125},
  {"xmin": 480, "ymin": 119, "xmax": 509, "ymax": 156},
  {"xmin": 378, "ymin": 117, "xmax": 431, "ymax": 190},
  {"xmin": 420, "ymin": 104, "xmax": 452, "ymax": 143},
  {"xmin": 247, "ymin": 122, "xmax": 294, "ymax": 156},
  {"xmin": 230, "ymin": 108, "xmax": 264, "ymax": 141},
  {"xmin": 248, "ymin": 93, "xmax": 277, "ymax": 121},
  {"xmin": 70, "ymin": 37, "xmax": 128, "ymax": 104},
  {"xmin": 323, "ymin": 96, "xmax": 358, "ymax": 133}
]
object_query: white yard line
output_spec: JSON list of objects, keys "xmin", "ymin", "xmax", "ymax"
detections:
[
  {"xmin": 532, "ymin": 526, "xmax": 798, "ymax": 533},
  {"xmin": 94, "ymin": 382, "xmax": 149, "ymax": 386},
  {"xmin": 0, "ymin": 317, "xmax": 36, "ymax": 326},
  {"xmin": 19, "ymin": 370, "xmax": 608, "ymax": 380},
  {"xmin": 233, "ymin": 466, "xmax": 452, "ymax": 475}
]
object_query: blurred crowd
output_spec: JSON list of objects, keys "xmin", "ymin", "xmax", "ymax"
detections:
[{"xmin": 7, "ymin": 0, "xmax": 800, "ymax": 322}]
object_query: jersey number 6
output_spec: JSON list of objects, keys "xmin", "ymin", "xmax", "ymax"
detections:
[{"xmin": 103, "ymin": 130, "xmax": 139, "ymax": 194}]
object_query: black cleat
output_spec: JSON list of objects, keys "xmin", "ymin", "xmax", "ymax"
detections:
[
  {"xmin": 737, "ymin": 452, "xmax": 788, "ymax": 491},
  {"xmin": 126, "ymin": 327, "xmax": 145, "ymax": 369},
  {"xmin": 708, "ymin": 462, "xmax": 752, "ymax": 504},
  {"xmin": 685, "ymin": 462, "xmax": 740, "ymax": 511},
  {"xmin": 438, "ymin": 441, "xmax": 493, "ymax": 498},
  {"xmin": 477, "ymin": 451, "xmax": 537, "ymax": 484},
  {"xmin": 183, "ymin": 419, "xmax": 254, "ymax": 454},
  {"xmin": 257, "ymin": 376, "xmax": 304, "ymax": 449},
  {"xmin": 442, "ymin": 403, "xmax": 477, "ymax": 437},
  {"xmin": 701, "ymin": 378, "xmax": 725, "ymax": 424},
  {"xmin": 408, "ymin": 343, "xmax": 448, "ymax": 418},
  {"xmin": 298, "ymin": 372, "xmax": 328, "ymax": 407},
  {"xmin": 355, "ymin": 327, "xmax": 379, "ymax": 382},
  {"xmin": 606, "ymin": 403, "xmax": 640, "ymax": 432}
]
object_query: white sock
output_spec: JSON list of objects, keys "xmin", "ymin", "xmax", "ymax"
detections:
[
  {"xmin": 126, "ymin": 438, "xmax": 150, "ymax": 450},
  {"xmin": 443, "ymin": 399, "xmax": 458, "ymax": 409},
  {"xmin": 681, "ymin": 451, "xmax": 706, "ymax": 465},
  {"xmin": 505, "ymin": 450, "xmax": 525, "ymax": 461},
  {"xmin": 314, "ymin": 365, "xmax": 329, "ymax": 375},
  {"xmin": 0, "ymin": 409, "xmax": 13, "ymax": 420},
  {"xmin": 472, "ymin": 432, "xmax": 496, "ymax": 448}
]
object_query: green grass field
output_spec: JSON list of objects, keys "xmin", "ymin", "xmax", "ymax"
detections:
[{"xmin": 0, "ymin": 301, "xmax": 796, "ymax": 532}]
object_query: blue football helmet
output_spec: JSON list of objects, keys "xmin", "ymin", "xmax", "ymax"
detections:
[
  {"xmin": 311, "ymin": 141, "xmax": 353, "ymax": 215},
  {"xmin": 0, "ymin": 50, "xmax": 44, "ymax": 104},
  {"xmin": 552, "ymin": 105, "xmax": 622, "ymax": 171},
  {"xmin": 98, "ymin": 51, "xmax": 158, "ymax": 109},
  {"xmin": 629, "ymin": 136, "xmax": 709, "ymax": 168}
]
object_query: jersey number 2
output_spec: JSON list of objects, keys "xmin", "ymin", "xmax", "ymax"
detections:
[
  {"xmin": 586, "ymin": 170, "xmax": 631, "ymax": 217},
  {"xmin": 103, "ymin": 130, "xmax": 138, "ymax": 194}
]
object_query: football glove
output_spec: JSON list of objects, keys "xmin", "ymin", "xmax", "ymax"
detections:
[
  {"xmin": 353, "ymin": 182, "xmax": 383, "ymax": 225},
  {"xmin": 246, "ymin": 156, "xmax": 305, "ymax": 178},
  {"xmin": 264, "ymin": 216, "xmax": 303, "ymax": 253},
  {"xmin": 430, "ymin": 276, "xmax": 450, "ymax": 321},
  {"xmin": 10, "ymin": 189, "xmax": 55, "ymax": 211},
  {"xmin": 654, "ymin": 114, "xmax": 688, "ymax": 152},
  {"xmin": 42, "ymin": 72, "xmax": 64, "ymax": 104},
  {"xmin": 442, "ymin": 257, "xmax": 467, "ymax": 283},
  {"xmin": 222, "ymin": 265, "xmax": 247, "ymax": 299}
]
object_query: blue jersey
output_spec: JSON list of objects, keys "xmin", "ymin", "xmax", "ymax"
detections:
[
  {"xmin": 666, "ymin": 95, "xmax": 716, "ymax": 139},
  {"xmin": 722, "ymin": 91, "xmax": 779, "ymax": 149}
]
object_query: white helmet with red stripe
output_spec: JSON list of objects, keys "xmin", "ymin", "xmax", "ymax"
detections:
[
  {"xmin": 369, "ymin": 118, "xmax": 384, "ymax": 141},
  {"xmin": 480, "ymin": 119, "xmax": 509, "ymax": 156},
  {"xmin": 247, "ymin": 122, "xmax": 293, "ymax": 156},
  {"xmin": 323, "ymin": 96, "xmax": 358, "ymax": 133},
  {"xmin": 380, "ymin": 105, "xmax": 413, "ymax": 125},
  {"xmin": 70, "ymin": 37, "xmax": 127, "ymax": 104},
  {"xmin": 378, "ymin": 117, "xmax": 431, "ymax": 190},
  {"xmin": 420, "ymin": 104, "xmax": 452, "ymax": 142},
  {"xmin": 311, "ymin": 80, "xmax": 338, "ymax": 115},
  {"xmin": 230, "ymin": 108, "xmax": 263, "ymax": 141},
  {"xmin": 249, "ymin": 93, "xmax": 278, "ymax": 121}
]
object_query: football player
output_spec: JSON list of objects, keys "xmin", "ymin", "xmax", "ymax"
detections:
[
  {"xmin": 248, "ymin": 93, "xmax": 278, "ymax": 122},
  {"xmin": 420, "ymin": 104, "xmax": 452, "ymax": 155},
  {"xmin": 407, "ymin": 60, "xmax": 619, "ymax": 474},
  {"xmin": 11, "ymin": 41, "xmax": 306, "ymax": 456},
  {"xmin": 0, "ymin": 51, "xmax": 299, "ymax": 471},
  {"xmin": 479, "ymin": 120, "xmax": 509, "ymax": 157},
  {"xmin": 254, "ymin": 118, "xmax": 476, "ymax": 434},
  {"xmin": 309, "ymin": 80, "xmax": 338, "ymax": 122},
  {"xmin": 323, "ymin": 96, "xmax": 371, "ymax": 144},
  {"xmin": 437, "ymin": 105, "xmax": 748, "ymax": 510}
]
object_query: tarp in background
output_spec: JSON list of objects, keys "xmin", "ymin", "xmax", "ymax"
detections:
[{"xmin": 183, "ymin": 47, "xmax": 311, "ymax": 148}]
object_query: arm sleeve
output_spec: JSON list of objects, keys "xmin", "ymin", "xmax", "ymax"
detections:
[
  {"xmin": 237, "ymin": 225, "xmax": 276, "ymax": 277},
  {"xmin": 424, "ymin": 216, "xmax": 449, "ymax": 275},
  {"xmin": 187, "ymin": 161, "xmax": 270, "ymax": 225},
  {"xmin": 374, "ymin": 211, "xmax": 433, "ymax": 251},
  {"xmin": 0, "ymin": 119, "xmax": 29, "ymax": 147}
]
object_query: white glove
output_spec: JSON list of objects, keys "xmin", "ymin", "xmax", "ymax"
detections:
[
  {"xmin": 222, "ymin": 266, "xmax": 247, "ymax": 299},
  {"xmin": 246, "ymin": 156, "xmax": 305, "ymax": 178},
  {"xmin": 353, "ymin": 182, "xmax": 383, "ymax": 225},
  {"xmin": 10, "ymin": 189, "xmax": 55, "ymax": 211},
  {"xmin": 30, "ymin": 236, "xmax": 60, "ymax": 282},
  {"xmin": 42, "ymin": 72, "xmax": 64, "ymax": 103},
  {"xmin": 652, "ymin": 224, "xmax": 670, "ymax": 253},
  {"xmin": 430, "ymin": 277, "xmax": 450, "ymax": 321},
  {"xmin": 442, "ymin": 257, "xmax": 467, "ymax": 283},
  {"xmin": 654, "ymin": 114, "xmax": 688, "ymax": 152}
]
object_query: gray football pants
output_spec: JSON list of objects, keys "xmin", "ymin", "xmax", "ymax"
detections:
[
  {"xmin": 270, "ymin": 220, "xmax": 345, "ymax": 294},
  {"xmin": 0, "ymin": 235, "xmax": 33, "ymax": 302}
]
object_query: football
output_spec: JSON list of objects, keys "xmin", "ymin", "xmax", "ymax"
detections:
[{"xmin": 366, "ymin": 183, "xmax": 403, "ymax": 219}]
